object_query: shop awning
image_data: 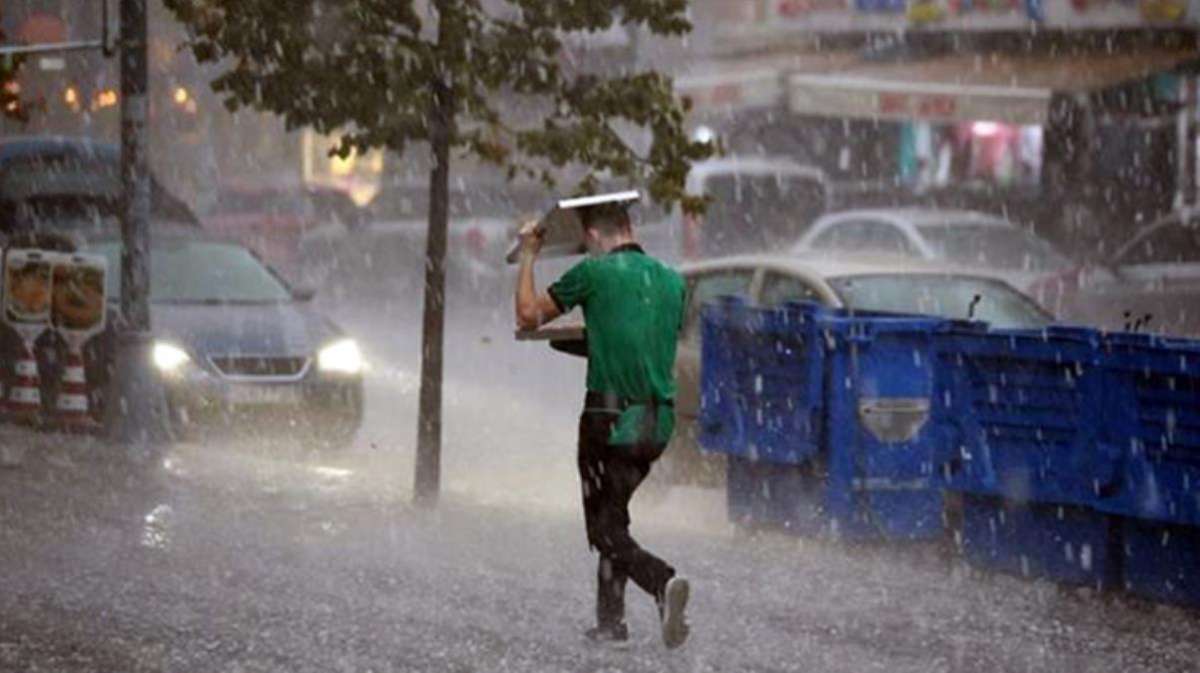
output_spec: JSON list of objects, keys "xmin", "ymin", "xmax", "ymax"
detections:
[
  {"xmin": 788, "ymin": 49, "xmax": 1200, "ymax": 125},
  {"xmin": 675, "ymin": 51, "xmax": 861, "ymax": 113}
]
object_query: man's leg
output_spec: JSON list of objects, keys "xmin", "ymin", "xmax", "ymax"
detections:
[
  {"xmin": 594, "ymin": 445, "xmax": 691, "ymax": 648},
  {"xmin": 596, "ymin": 556, "xmax": 628, "ymax": 631},
  {"xmin": 590, "ymin": 448, "xmax": 675, "ymax": 604},
  {"xmin": 579, "ymin": 411, "xmax": 630, "ymax": 638}
]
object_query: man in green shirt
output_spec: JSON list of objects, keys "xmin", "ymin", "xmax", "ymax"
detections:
[{"xmin": 515, "ymin": 202, "xmax": 691, "ymax": 649}]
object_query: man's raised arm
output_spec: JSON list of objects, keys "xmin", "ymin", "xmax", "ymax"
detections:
[{"xmin": 514, "ymin": 219, "xmax": 562, "ymax": 331}]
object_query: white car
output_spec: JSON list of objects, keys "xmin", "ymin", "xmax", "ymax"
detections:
[
  {"xmin": 793, "ymin": 208, "xmax": 1071, "ymax": 293},
  {"xmin": 1045, "ymin": 208, "xmax": 1200, "ymax": 337},
  {"xmin": 637, "ymin": 156, "xmax": 829, "ymax": 263}
]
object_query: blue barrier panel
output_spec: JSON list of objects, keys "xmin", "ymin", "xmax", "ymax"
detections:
[
  {"xmin": 960, "ymin": 494, "xmax": 1121, "ymax": 589},
  {"xmin": 699, "ymin": 296, "xmax": 747, "ymax": 458},
  {"xmin": 726, "ymin": 457, "xmax": 826, "ymax": 536},
  {"xmin": 937, "ymin": 325, "xmax": 1116, "ymax": 507},
  {"xmin": 700, "ymin": 300, "xmax": 825, "ymax": 465},
  {"xmin": 739, "ymin": 301, "xmax": 825, "ymax": 464},
  {"xmin": 821, "ymin": 313, "xmax": 951, "ymax": 541},
  {"xmin": 1120, "ymin": 517, "xmax": 1200, "ymax": 609},
  {"xmin": 710, "ymin": 304, "xmax": 952, "ymax": 542},
  {"xmin": 1097, "ymin": 333, "xmax": 1200, "ymax": 528}
]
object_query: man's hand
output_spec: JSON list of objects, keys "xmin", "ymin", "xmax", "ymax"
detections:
[{"xmin": 517, "ymin": 218, "xmax": 543, "ymax": 261}]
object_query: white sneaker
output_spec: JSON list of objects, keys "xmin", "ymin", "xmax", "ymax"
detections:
[{"xmin": 660, "ymin": 576, "xmax": 691, "ymax": 649}]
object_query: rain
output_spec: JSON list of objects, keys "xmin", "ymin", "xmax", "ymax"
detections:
[{"xmin": 3, "ymin": 1, "xmax": 1200, "ymax": 672}]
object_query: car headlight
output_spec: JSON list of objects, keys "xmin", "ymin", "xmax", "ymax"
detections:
[
  {"xmin": 318, "ymin": 338, "xmax": 363, "ymax": 375},
  {"xmin": 153, "ymin": 342, "xmax": 191, "ymax": 373}
]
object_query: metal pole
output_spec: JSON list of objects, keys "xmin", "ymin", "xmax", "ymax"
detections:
[
  {"xmin": 119, "ymin": 0, "xmax": 150, "ymax": 334},
  {"xmin": 105, "ymin": 0, "xmax": 171, "ymax": 454}
]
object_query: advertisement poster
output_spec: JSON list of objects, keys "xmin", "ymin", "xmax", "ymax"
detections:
[
  {"xmin": 52, "ymin": 255, "xmax": 107, "ymax": 334},
  {"xmin": 3, "ymin": 250, "xmax": 53, "ymax": 329}
]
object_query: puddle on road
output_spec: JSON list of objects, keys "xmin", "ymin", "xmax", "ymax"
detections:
[{"xmin": 141, "ymin": 503, "xmax": 174, "ymax": 551}]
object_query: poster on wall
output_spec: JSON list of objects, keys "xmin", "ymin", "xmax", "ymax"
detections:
[
  {"xmin": 3, "ymin": 249, "xmax": 53, "ymax": 331},
  {"xmin": 51, "ymin": 254, "xmax": 107, "ymax": 336}
]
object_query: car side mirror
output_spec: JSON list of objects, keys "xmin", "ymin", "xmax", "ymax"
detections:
[{"xmin": 292, "ymin": 286, "xmax": 317, "ymax": 302}]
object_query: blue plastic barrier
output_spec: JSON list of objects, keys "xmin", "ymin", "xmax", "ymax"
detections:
[
  {"xmin": 700, "ymin": 299, "xmax": 824, "ymax": 465},
  {"xmin": 1120, "ymin": 517, "xmax": 1200, "ymax": 609},
  {"xmin": 726, "ymin": 457, "xmax": 826, "ymax": 536},
  {"xmin": 704, "ymin": 302, "xmax": 952, "ymax": 541},
  {"xmin": 699, "ymin": 296, "xmax": 748, "ymax": 458},
  {"xmin": 820, "ymin": 312, "xmax": 951, "ymax": 541},
  {"xmin": 703, "ymin": 298, "xmax": 1200, "ymax": 596},
  {"xmin": 960, "ymin": 494, "xmax": 1121, "ymax": 589},
  {"xmin": 936, "ymin": 325, "xmax": 1116, "ymax": 508},
  {"xmin": 1096, "ymin": 333, "xmax": 1200, "ymax": 528}
]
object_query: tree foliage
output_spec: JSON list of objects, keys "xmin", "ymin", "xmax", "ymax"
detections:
[{"xmin": 163, "ymin": 0, "xmax": 712, "ymax": 211}]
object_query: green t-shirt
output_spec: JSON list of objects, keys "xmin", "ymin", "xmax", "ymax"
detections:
[{"xmin": 549, "ymin": 244, "xmax": 686, "ymax": 446}]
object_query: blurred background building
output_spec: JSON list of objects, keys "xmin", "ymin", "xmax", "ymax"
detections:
[{"xmin": 2, "ymin": 0, "xmax": 1198, "ymax": 246}]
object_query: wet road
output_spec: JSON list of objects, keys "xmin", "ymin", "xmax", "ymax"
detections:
[{"xmin": 2, "ymin": 300, "xmax": 1200, "ymax": 672}]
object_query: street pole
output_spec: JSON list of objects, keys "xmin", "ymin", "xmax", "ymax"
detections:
[{"xmin": 105, "ymin": 0, "xmax": 171, "ymax": 455}]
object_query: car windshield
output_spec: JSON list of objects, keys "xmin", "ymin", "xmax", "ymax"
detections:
[
  {"xmin": 88, "ymin": 239, "xmax": 293, "ymax": 304},
  {"xmin": 917, "ymin": 223, "xmax": 1068, "ymax": 271},
  {"xmin": 828, "ymin": 274, "xmax": 1053, "ymax": 329}
]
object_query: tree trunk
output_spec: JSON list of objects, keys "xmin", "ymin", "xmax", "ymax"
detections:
[{"xmin": 413, "ymin": 79, "xmax": 452, "ymax": 506}]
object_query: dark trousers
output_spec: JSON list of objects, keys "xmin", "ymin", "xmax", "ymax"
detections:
[{"xmin": 577, "ymin": 409, "xmax": 675, "ymax": 629}]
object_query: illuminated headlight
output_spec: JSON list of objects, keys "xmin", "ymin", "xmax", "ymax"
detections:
[
  {"xmin": 318, "ymin": 339, "xmax": 363, "ymax": 375},
  {"xmin": 153, "ymin": 342, "xmax": 191, "ymax": 373}
]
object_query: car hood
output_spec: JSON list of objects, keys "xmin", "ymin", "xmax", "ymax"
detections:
[{"xmin": 151, "ymin": 302, "xmax": 342, "ymax": 359}]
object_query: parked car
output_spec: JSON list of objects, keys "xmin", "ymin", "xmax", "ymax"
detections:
[
  {"xmin": 637, "ymin": 156, "xmax": 829, "ymax": 263},
  {"xmin": 0, "ymin": 135, "xmax": 199, "ymax": 243},
  {"xmin": 530, "ymin": 253, "xmax": 1053, "ymax": 487},
  {"xmin": 204, "ymin": 183, "xmax": 363, "ymax": 285},
  {"xmin": 1040, "ymin": 209, "xmax": 1200, "ymax": 337},
  {"xmin": 793, "ymin": 208, "xmax": 1071, "ymax": 294}
]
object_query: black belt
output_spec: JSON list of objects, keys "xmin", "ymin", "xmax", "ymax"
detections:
[{"xmin": 584, "ymin": 391, "xmax": 674, "ymax": 414}]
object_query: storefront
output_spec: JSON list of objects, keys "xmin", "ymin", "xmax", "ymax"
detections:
[{"xmin": 674, "ymin": 26, "xmax": 1200, "ymax": 248}]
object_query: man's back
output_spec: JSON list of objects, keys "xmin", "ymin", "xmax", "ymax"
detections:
[{"xmin": 549, "ymin": 244, "xmax": 685, "ymax": 444}]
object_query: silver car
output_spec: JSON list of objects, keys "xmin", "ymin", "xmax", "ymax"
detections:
[
  {"xmin": 793, "ymin": 208, "xmax": 1071, "ymax": 294},
  {"xmin": 1046, "ymin": 209, "xmax": 1200, "ymax": 337}
]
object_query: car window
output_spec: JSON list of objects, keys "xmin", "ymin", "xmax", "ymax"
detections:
[
  {"xmin": 88, "ymin": 240, "xmax": 294, "ymax": 304},
  {"xmin": 810, "ymin": 223, "xmax": 847, "ymax": 249},
  {"xmin": 682, "ymin": 270, "xmax": 754, "ymax": 343},
  {"xmin": 760, "ymin": 272, "xmax": 822, "ymax": 306},
  {"xmin": 917, "ymin": 223, "xmax": 1068, "ymax": 271},
  {"xmin": 828, "ymin": 274, "xmax": 1052, "ymax": 329},
  {"xmin": 1118, "ymin": 220, "xmax": 1200, "ymax": 266},
  {"xmin": 810, "ymin": 219, "xmax": 915, "ymax": 255}
]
